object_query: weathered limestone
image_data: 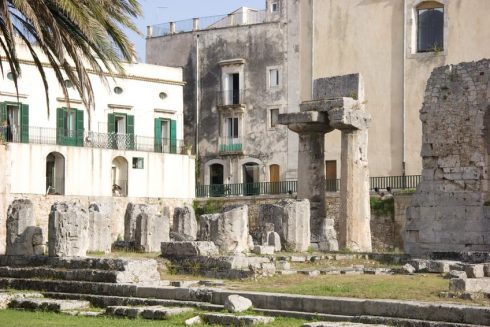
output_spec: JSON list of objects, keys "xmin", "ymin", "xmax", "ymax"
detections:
[
  {"xmin": 318, "ymin": 219, "xmax": 339, "ymax": 251},
  {"xmin": 9, "ymin": 298, "xmax": 91, "ymax": 312},
  {"xmin": 88, "ymin": 203, "xmax": 111, "ymax": 253},
  {"xmin": 124, "ymin": 203, "xmax": 159, "ymax": 242},
  {"xmin": 48, "ymin": 201, "xmax": 89, "ymax": 257},
  {"xmin": 161, "ymin": 241, "xmax": 219, "ymax": 257},
  {"xmin": 106, "ymin": 305, "xmax": 193, "ymax": 319},
  {"xmin": 6, "ymin": 199, "xmax": 44, "ymax": 256},
  {"xmin": 406, "ymin": 59, "xmax": 490, "ymax": 254},
  {"xmin": 224, "ymin": 295, "xmax": 253, "ymax": 312},
  {"xmin": 267, "ymin": 232, "xmax": 281, "ymax": 252},
  {"xmin": 202, "ymin": 313, "xmax": 274, "ymax": 326},
  {"xmin": 172, "ymin": 205, "xmax": 198, "ymax": 240},
  {"xmin": 252, "ymin": 245, "xmax": 274, "ymax": 255},
  {"xmin": 279, "ymin": 74, "xmax": 371, "ymax": 252},
  {"xmin": 449, "ymin": 277, "xmax": 490, "ymax": 293},
  {"xmin": 259, "ymin": 199, "xmax": 311, "ymax": 252},
  {"xmin": 199, "ymin": 205, "xmax": 250, "ymax": 253},
  {"xmin": 135, "ymin": 211, "xmax": 169, "ymax": 252}
]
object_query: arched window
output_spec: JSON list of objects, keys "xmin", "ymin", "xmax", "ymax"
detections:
[
  {"xmin": 417, "ymin": 1, "xmax": 444, "ymax": 53},
  {"xmin": 46, "ymin": 152, "xmax": 65, "ymax": 195}
]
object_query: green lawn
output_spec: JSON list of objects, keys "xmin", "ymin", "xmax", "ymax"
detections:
[{"xmin": 0, "ymin": 310, "xmax": 306, "ymax": 327}]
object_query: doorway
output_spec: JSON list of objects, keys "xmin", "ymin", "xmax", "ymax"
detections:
[
  {"xmin": 210, "ymin": 163, "xmax": 224, "ymax": 197},
  {"xmin": 112, "ymin": 156, "xmax": 128, "ymax": 196},
  {"xmin": 269, "ymin": 164, "xmax": 280, "ymax": 194},
  {"xmin": 325, "ymin": 160, "xmax": 337, "ymax": 191},
  {"xmin": 46, "ymin": 152, "xmax": 65, "ymax": 195},
  {"xmin": 243, "ymin": 162, "xmax": 259, "ymax": 195}
]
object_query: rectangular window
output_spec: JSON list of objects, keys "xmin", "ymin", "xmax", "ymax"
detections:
[
  {"xmin": 417, "ymin": 7, "xmax": 444, "ymax": 52},
  {"xmin": 271, "ymin": 2, "xmax": 279, "ymax": 12},
  {"xmin": 132, "ymin": 157, "xmax": 144, "ymax": 169},
  {"xmin": 227, "ymin": 117, "xmax": 239, "ymax": 138},
  {"xmin": 269, "ymin": 69, "xmax": 279, "ymax": 87},
  {"xmin": 6, "ymin": 105, "xmax": 20, "ymax": 140},
  {"xmin": 115, "ymin": 115, "xmax": 126, "ymax": 134},
  {"xmin": 225, "ymin": 73, "xmax": 240, "ymax": 105},
  {"xmin": 270, "ymin": 109, "xmax": 279, "ymax": 128}
]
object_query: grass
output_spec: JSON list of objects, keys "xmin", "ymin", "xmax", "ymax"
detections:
[
  {"xmin": 0, "ymin": 310, "xmax": 306, "ymax": 327},
  {"xmin": 226, "ymin": 274, "xmax": 490, "ymax": 306}
]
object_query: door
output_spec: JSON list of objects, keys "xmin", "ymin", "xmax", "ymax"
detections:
[
  {"xmin": 243, "ymin": 163, "xmax": 259, "ymax": 195},
  {"xmin": 325, "ymin": 160, "xmax": 337, "ymax": 191},
  {"xmin": 232, "ymin": 73, "xmax": 240, "ymax": 104},
  {"xmin": 210, "ymin": 164, "xmax": 224, "ymax": 197},
  {"xmin": 7, "ymin": 105, "xmax": 20, "ymax": 141},
  {"xmin": 269, "ymin": 164, "xmax": 280, "ymax": 194}
]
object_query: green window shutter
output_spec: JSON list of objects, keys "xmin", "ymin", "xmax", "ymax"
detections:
[
  {"xmin": 0, "ymin": 102, "xmax": 6, "ymax": 123},
  {"xmin": 56, "ymin": 108, "xmax": 64, "ymax": 145},
  {"xmin": 107, "ymin": 113, "xmax": 115, "ymax": 149},
  {"xmin": 170, "ymin": 119, "xmax": 177, "ymax": 154},
  {"xmin": 76, "ymin": 110, "xmax": 84, "ymax": 146},
  {"xmin": 154, "ymin": 118, "xmax": 162, "ymax": 152},
  {"xmin": 20, "ymin": 104, "xmax": 29, "ymax": 143},
  {"xmin": 126, "ymin": 114, "xmax": 135, "ymax": 150}
]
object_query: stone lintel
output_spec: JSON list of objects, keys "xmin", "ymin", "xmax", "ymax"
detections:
[
  {"xmin": 328, "ymin": 107, "xmax": 371, "ymax": 130},
  {"xmin": 278, "ymin": 111, "xmax": 332, "ymax": 133},
  {"xmin": 300, "ymin": 98, "xmax": 358, "ymax": 113}
]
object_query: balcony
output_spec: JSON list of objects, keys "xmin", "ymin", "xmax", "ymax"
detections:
[
  {"xmin": 0, "ymin": 126, "xmax": 190, "ymax": 155},
  {"xmin": 218, "ymin": 137, "xmax": 243, "ymax": 154},
  {"xmin": 216, "ymin": 89, "xmax": 246, "ymax": 109}
]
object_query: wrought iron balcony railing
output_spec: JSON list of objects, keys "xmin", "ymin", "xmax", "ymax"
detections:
[
  {"xmin": 0, "ymin": 126, "xmax": 189, "ymax": 155},
  {"xmin": 216, "ymin": 89, "xmax": 246, "ymax": 106},
  {"xmin": 218, "ymin": 137, "xmax": 243, "ymax": 153}
]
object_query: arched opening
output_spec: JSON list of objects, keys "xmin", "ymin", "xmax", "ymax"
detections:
[
  {"xmin": 112, "ymin": 156, "xmax": 128, "ymax": 197},
  {"xmin": 243, "ymin": 162, "xmax": 260, "ymax": 195},
  {"xmin": 269, "ymin": 164, "xmax": 280, "ymax": 194},
  {"xmin": 416, "ymin": 1, "xmax": 444, "ymax": 53},
  {"xmin": 46, "ymin": 152, "xmax": 65, "ymax": 195},
  {"xmin": 209, "ymin": 163, "xmax": 224, "ymax": 197}
]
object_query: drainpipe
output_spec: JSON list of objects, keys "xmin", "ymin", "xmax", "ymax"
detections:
[
  {"xmin": 402, "ymin": 0, "xmax": 407, "ymax": 177},
  {"xmin": 195, "ymin": 34, "xmax": 200, "ymax": 158}
]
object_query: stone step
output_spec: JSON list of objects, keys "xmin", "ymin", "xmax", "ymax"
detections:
[
  {"xmin": 0, "ymin": 256, "xmax": 160, "ymax": 283},
  {"xmin": 105, "ymin": 305, "xmax": 193, "ymax": 320},
  {"xmin": 0, "ymin": 266, "xmax": 121, "ymax": 283},
  {"xmin": 202, "ymin": 313, "xmax": 274, "ymax": 326},
  {"xmin": 304, "ymin": 323, "xmax": 389, "ymax": 327},
  {"xmin": 43, "ymin": 291, "xmax": 223, "ymax": 311},
  {"xmin": 8, "ymin": 298, "xmax": 90, "ymax": 313}
]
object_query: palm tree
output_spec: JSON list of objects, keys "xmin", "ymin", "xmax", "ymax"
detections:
[{"xmin": 0, "ymin": 0, "xmax": 142, "ymax": 129}]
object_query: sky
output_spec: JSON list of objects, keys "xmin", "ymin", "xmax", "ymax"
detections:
[{"xmin": 128, "ymin": 0, "xmax": 266, "ymax": 62}]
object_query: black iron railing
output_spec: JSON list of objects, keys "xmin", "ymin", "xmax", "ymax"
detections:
[
  {"xmin": 196, "ymin": 175, "xmax": 421, "ymax": 198},
  {"xmin": 0, "ymin": 126, "xmax": 190, "ymax": 155}
]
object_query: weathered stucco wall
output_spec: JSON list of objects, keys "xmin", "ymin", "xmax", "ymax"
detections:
[
  {"xmin": 0, "ymin": 194, "xmax": 192, "ymax": 254},
  {"xmin": 406, "ymin": 59, "xmax": 490, "ymax": 254},
  {"xmin": 308, "ymin": 0, "xmax": 490, "ymax": 177}
]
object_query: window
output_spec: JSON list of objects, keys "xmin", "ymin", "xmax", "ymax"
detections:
[
  {"xmin": 108, "ymin": 113, "xmax": 135, "ymax": 150},
  {"xmin": 271, "ymin": 2, "xmax": 279, "ymax": 12},
  {"xmin": 132, "ymin": 157, "xmax": 144, "ymax": 169},
  {"xmin": 225, "ymin": 73, "xmax": 240, "ymax": 105},
  {"xmin": 1, "ymin": 102, "xmax": 28, "ymax": 143},
  {"xmin": 57, "ymin": 107, "xmax": 83, "ymax": 146},
  {"xmin": 417, "ymin": 2, "xmax": 444, "ymax": 52},
  {"xmin": 270, "ymin": 109, "xmax": 279, "ymax": 128},
  {"xmin": 115, "ymin": 115, "xmax": 126, "ymax": 134},
  {"xmin": 226, "ymin": 117, "xmax": 239, "ymax": 139},
  {"xmin": 154, "ymin": 118, "xmax": 177, "ymax": 153},
  {"xmin": 269, "ymin": 69, "xmax": 280, "ymax": 87},
  {"xmin": 114, "ymin": 86, "xmax": 124, "ymax": 94}
]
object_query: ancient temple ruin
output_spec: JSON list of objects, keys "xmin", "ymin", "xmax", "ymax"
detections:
[
  {"xmin": 279, "ymin": 74, "xmax": 372, "ymax": 252},
  {"xmin": 406, "ymin": 59, "xmax": 490, "ymax": 254}
]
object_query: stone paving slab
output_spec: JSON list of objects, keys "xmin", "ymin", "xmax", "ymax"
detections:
[
  {"xmin": 9, "ymin": 298, "xmax": 90, "ymax": 312},
  {"xmin": 106, "ymin": 305, "xmax": 193, "ymax": 319},
  {"xmin": 203, "ymin": 313, "xmax": 274, "ymax": 326},
  {"xmin": 0, "ymin": 291, "xmax": 43, "ymax": 309}
]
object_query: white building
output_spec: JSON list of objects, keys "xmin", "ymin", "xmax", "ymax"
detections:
[{"xmin": 0, "ymin": 44, "xmax": 195, "ymax": 252}]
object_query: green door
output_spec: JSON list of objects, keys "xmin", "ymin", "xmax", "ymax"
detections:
[
  {"xmin": 170, "ymin": 119, "xmax": 177, "ymax": 154},
  {"xmin": 57, "ymin": 108, "xmax": 83, "ymax": 146}
]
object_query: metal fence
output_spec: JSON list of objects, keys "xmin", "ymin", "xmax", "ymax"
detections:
[
  {"xmin": 196, "ymin": 175, "xmax": 421, "ymax": 198},
  {"xmin": 1, "ymin": 126, "xmax": 189, "ymax": 155},
  {"xmin": 216, "ymin": 89, "xmax": 246, "ymax": 106}
]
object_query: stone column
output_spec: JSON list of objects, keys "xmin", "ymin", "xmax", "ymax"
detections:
[
  {"xmin": 338, "ymin": 127, "xmax": 372, "ymax": 252},
  {"xmin": 297, "ymin": 131, "xmax": 326, "ymax": 242}
]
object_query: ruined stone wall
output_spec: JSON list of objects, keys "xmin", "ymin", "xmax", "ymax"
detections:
[
  {"xmin": 1, "ymin": 194, "xmax": 192, "ymax": 253},
  {"xmin": 406, "ymin": 59, "xmax": 490, "ymax": 255},
  {"xmin": 195, "ymin": 192, "xmax": 411, "ymax": 252}
]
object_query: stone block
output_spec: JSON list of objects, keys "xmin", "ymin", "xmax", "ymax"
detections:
[
  {"xmin": 427, "ymin": 260, "xmax": 453, "ymax": 273},
  {"xmin": 484, "ymin": 263, "xmax": 490, "ymax": 277},
  {"xmin": 318, "ymin": 219, "xmax": 339, "ymax": 251},
  {"xmin": 124, "ymin": 203, "xmax": 158, "ymax": 242},
  {"xmin": 275, "ymin": 260, "xmax": 290, "ymax": 270},
  {"xmin": 172, "ymin": 205, "xmax": 198, "ymax": 240},
  {"xmin": 464, "ymin": 264, "xmax": 484, "ymax": 278},
  {"xmin": 161, "ymin": 241, "xmax": 219, "ymax": 257},
  {"xmin": 199, "ymin": 205, "xmax": 250, "ymax": 254},
  {"xmin": 267, "ymin": 232, "xmax": 281, "ymax": 251},
  {"xmin": 48, "ymin": 200, "xmax": 89, "ymax": 257},
  {"xmin": 6, "ymin": 199, "xmax": 42, "ymax": 256},
  {"xmin": 224, "ymin": 295, "xmax": 253, "ymax": 312},
  {"xmin": 135, "ymin": 211, "xmax": 169, "ymax": 252},
  {"xmin": 88, "ymin": 203, "xmax": 112, "ymax": 254},
  {"xmin": 449, "ymin": 277, "xmax": 490, "ymax": 293},
  {"xmin": 448, "ymin": 270, "xmax": 467, "ymax": 279},
  {"xmin": 185, "ymin": 316, "xmax": 202, "ymax": 326},
  {"xmin": 253, "ymin": 245, "xmax": 274, "ymax": 255},
  {"xmin": 203, "ymin": 313, "xmax": 274, "ymax": 326},
  {"xmin": 313, "ymin": 74, "xmax": 362, "ymax": 101},
  {"xmin": 408, "ymin": 259, "xmax": 429, "ymax": 272},
  {"xmin": 401, "ymin": 264, "xmax": 415, "ymax": 274}
]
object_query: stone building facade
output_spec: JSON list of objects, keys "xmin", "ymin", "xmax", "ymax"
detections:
[
  {"xmin": 405, "ymin": 59, "xmax": 490, "ymax": 254},
  {"xmin": 147, "ymin": 0, "xmax": 490, "ymax": 186}
]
